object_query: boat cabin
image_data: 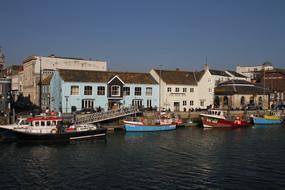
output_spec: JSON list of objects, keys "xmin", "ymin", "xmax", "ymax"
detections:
[{"xmin": 14, "ymin": 117, "xmax": 63, "ymax": 134}]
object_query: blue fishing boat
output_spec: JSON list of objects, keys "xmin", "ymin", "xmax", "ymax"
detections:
[
  {"xmin": 252, "ymin": 116, "xmax": 283, "ymax": 125},
  {"xmin": 124, "ymin": 123, "xmax": 176, "ymax": 132}
]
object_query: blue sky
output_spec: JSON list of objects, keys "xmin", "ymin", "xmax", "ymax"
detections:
[{"xmin": 1, "ymin": 0, "xmax": 285, "ymax": 72}]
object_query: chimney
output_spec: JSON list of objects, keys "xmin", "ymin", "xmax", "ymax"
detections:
[{"xmin": 204, "ymin": 64, "xmax": 209, "ymax": 71}]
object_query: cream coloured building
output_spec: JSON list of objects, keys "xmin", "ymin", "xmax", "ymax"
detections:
[
  {"xmin": 22, "ymin": 55, "xmax": 107, "ymax": 105},
  {"xmin": 150, "ymin": 66, "xmax": 215, "ymax": 111},
  {"xmin": 236, "ymin": 62, "xmax": 274, "ymax": 81}
]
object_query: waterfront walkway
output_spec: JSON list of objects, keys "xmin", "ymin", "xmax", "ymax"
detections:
[{"xmin": 73, "ymin": 107, "xmax": 140, "ymax": 124}]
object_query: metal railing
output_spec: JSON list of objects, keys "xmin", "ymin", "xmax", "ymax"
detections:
[{"xmin": 73, "ymin": 106, "xmax": 140, "ymax": 124}]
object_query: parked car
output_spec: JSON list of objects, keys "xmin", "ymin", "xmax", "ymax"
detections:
[
  {"xmin": 277, "ymin": 104, "xmax": 285, "ymax": 110},
  {"xmin": 75, "ymin": 108, "xmax": 96, "ymax": 114},
  {"xmin": 244, "ymin": 104, "xmax": 262, "ymax": 110}
]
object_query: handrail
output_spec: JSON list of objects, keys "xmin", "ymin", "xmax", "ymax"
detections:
[{"xmin": 73, "ymin": 106, "xmax": 139, "ymax": 124}]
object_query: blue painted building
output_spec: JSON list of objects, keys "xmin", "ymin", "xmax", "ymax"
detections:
[{"xmin": 50, "ymin": 69, "xmax": 159, "ymax": 113}]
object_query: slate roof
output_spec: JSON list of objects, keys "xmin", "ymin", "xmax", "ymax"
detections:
[
  {"xmin": 209, "ymin": 69, "xmax": 230, "ymax": 77},
  {"xmin": 227, "ymin": 70, "xmax": 247, "ymax": 78},
  {"xmin": 215, "ymin": 80, "xmax": 271, "ymax": 95},
  {"xmin": 153, "ymin": 69, "xmax": 204, "ymax": 85},
  {"xmin": 58, "ymin": 69, "xmax": 158, "ymax": 84}
]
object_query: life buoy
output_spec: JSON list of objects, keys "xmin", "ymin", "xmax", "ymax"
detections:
[{"xmin": 51, "ymin": 129, "xmax": 57, "ymax": 134}]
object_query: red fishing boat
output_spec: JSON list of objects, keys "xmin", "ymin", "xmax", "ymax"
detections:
[{"xmin": 200, "ymin": 110, "xmax": 252, "ymax": 128}]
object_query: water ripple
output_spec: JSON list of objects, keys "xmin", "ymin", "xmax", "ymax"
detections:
[{"xmin": 1, "ymin": 127, "xmax": 285, "ymax": 189}]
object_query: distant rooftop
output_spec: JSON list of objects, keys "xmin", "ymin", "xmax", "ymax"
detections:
[
  {"xmin": 23, "ymin": 54, "xmax": 106, "ymax": 63},
  {"xmin": 153, "ymin": 69, "xmax": 204, "ymax": 85}
]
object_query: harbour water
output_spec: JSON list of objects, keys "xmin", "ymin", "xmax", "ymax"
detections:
[{"xmin": 1, "ymin": 126, "xmax": 285, "ymax": 189}]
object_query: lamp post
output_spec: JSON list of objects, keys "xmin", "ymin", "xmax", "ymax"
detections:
[
  {"xmin": 65, "ymin": 96, "xmax": 69, "ymax": 113},
  {"xmin": 159, "ymin": 64, "xmax": 163, "ymax": 112}
]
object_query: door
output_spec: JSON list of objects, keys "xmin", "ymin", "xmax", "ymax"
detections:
[{"xmin": 174, "ymin": 102, "xmax": 180, "ymax": 111}]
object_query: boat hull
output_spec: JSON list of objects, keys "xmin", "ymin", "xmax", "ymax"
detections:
[
  {"xmin": 13, "ymin": 128, "xmax": 107, "ymax": 143},
  {"xmin": 200, "ymin": 115, "xmax": 251, "ymax": 128},
  {"xmin": 252, "ymin": 116, "xmax": 283, "ymax": 125},
  {"xmin": 124, "ymin": 124, "xmax": 176, "ymax": 132}
]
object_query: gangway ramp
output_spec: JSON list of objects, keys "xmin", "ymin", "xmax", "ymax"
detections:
[{"xmin": 74, "ymin": 107, "xmax": 140, "ymax": 124}]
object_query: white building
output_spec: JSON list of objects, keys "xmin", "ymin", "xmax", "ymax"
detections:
[
  {"xmin": 150, "ymin": 66, "xmax": 215, "ymax": 111},
  {"xmin": 236, "ymin": 62, "xmax": 274, "ymax": 81},
  {"xmin": 22, "ymin": 55, "xmax": 107, "ymax": 105}
]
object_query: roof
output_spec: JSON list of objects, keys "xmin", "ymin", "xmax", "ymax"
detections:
[
  {"xmin": 215, "ymin": 80, "xmax": 270, "ymax": 95},
  {"xmin": 227, "ymin": 70, "xmax": 247, "ymax": 78},
  {"xmin": 153, "ymin": 69, "xmax": 203, "ymax": 85},
  {"xmin": 58, "ymin": 69, "xmax": 158, "ymax": 84},
  {"xmin": 41, "ymin": 74, "xmax": 53, "ymax": 85},
  {"xmin": 218, "ymin": 79, "xmax": 252, "ymax": 86},
  {"xmin": 209, "ymin": 69, "xmax": 231, "ymax": 77},
  {"xmin": 23, "ymin": 54, "xmax": 105, "ymax": 64}
]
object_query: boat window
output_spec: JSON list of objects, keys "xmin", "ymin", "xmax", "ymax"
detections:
[
  {"xmin": 47, "ymin": 121, "xmax": 51, "ymax": 126},
  {"xmin": 16, "ymin": 119, "xmax": 21, "ymax": 125},
  {"xmin": 21, "ymin": 120, "xmax": 29, "ymax": 125},
  {"xmin": 35, "ymin": 121, "xmax": 39, "ymax": 126},
  {"xmin": 52, "ymin": 121, "xmax": 56, "ymax": 126},
  {"xmin": 41, "ymin": 121, "xmax": 45, "ymax": 126},
  {"xmin": 218, "ymin": 112, "xmax": 221, "ymax": 115}
]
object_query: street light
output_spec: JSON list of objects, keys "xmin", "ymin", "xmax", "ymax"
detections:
[
  {"xmin": 159, "ymin": 64, "xmax": 163, "ymax": 112},
  {"xmin": 65, "ymin": 96, "xmax": 69, "ymax": 113}
]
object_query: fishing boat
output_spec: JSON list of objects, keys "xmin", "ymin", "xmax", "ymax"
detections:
[
  {"xmin": 200, "ymin": 110, "xmax": 252, "ymax": 128},
  {"xmin": 251, "ymin": 110, "xmax": 284, "ymax": 125},
  {"xmin": 124, "ymin": 116, "xmax": 176, "ymax": 132},
  {"xmin": 6, "ymin": 116, "xmax": 106, "ymax": 143},
  {"xmin": 124, "ymin": 123, "xmax": 176, "ymax": 132},
  {"xmin": 251, "ymin": 116, "xmax": 283, "ymax": 125}
]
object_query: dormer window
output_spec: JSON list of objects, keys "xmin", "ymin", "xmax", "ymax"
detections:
[{"xmin": 111, "ymin": 85, "xmax": 120, "ymax": 96}]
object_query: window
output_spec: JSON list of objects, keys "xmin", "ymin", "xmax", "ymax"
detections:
[
  {"xmin": 132, "ymin": 99, "xmax": 142, "ymax": 107},
  {"xmin": 183, "ymin": 88, "xmax": 187, "ymax": 92},
  {"xmin": 123, "ymin": 87, "xmax": 130, "ymax": 96},
  {"xmin": 82, "ymin": 99, "xmax": 94, "ymax": 109},
  {"xmin": 190, "ymin": 88, "xmax": 194, "ymax": 92},
  {"xmin": 200, "ymin": 100, "xmax": 205, "ymax": 107},
  {"xmin": 0, "ymin": 84, "xmax": 3, "ymax": 94},
  {"xmin": 208, "ymin": 79, "xmax": 212, "ymax": 82},
  {"xmin": 223, "ymin": 96, "xmax": 228, "ymax": 106},
  {"xmin": 111, "ymin": 85, "xmax": 120, "ymax": 96},
  {"xmin": 183, "ymin": 101, "xmax": 186, "ymax": 106},
  {"xmin": 97, "ymin": 86, "xmax": 105, "ymax": 95},
  {"xmin": 240, "ymin": 96, "xmax": 245, "ymax": 105},
  {"xmin": 147, "ymin": 99, "xmax": 152, "ymax": 108},
  {"xmin": 190, "ymin": 100, "xmax": 194, "ymax": 106},
  {"xmin": 258, "ymin": 97, "xmax": 263, "ymax": 106},
  {"xmin": 175, "ymin": 88, "xmax": 179, "ymax": 92},
  {"xmin": 167, "ymin": 87, "xmax": 171, "ymax": 92},
  {"xmin": 146, "ymin": 87, "xmax": 152, "ymax": 96},
  {"xmin": 135, "ymin": 87, "xmax": 141, "ymax": 96},
  {"xmin": 209, "ymin": 88, "xmax": 212, "ymax": 93},
  {"xmin": 84, "ymin": 86, "xmax": 92, "ymax": 95},
  {"xmin": 71, "ymin": 85, "xmax": 79, "ymax": 95}
]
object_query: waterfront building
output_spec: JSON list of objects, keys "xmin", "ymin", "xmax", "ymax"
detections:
[
  {"xmin": 50, "ymin": 69, "xmax": 159, "ymax": 113},
  {"xmin": 0, "ymin": 78, "xmax": 12, "ymax": 116},
  {"xmin": 208, "ymin": 66, "xmax": 248, "ymax": 86},
  {"xmin": 1, "ymin": 65, "xmax": 24, "ymax": 100},
  {"xmin": 259, "ymin": 68, "xmax": 285, "ymax": 106},
  {"xmin": 150, "ymin": 66, "xmax": 215, "ymax": 111},
  {"xmin": 21, "ymin": 55, "xmax": 107, "ymax": 106},
  {"xmin": 214, "ymin": 79, "xmax": 270, "ymax": 110},
  {"xmin": 41, "ymin": 74, "xmax": 53, "ymax": 111},
  {"xmin": 236, "ymin": 62, "xmax": 274, "ymax": 82}
]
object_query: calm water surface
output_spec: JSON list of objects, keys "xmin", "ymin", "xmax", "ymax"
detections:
[{"xmin": 1, "ymin": 126, "xmax": 285, "ymax": 190}]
